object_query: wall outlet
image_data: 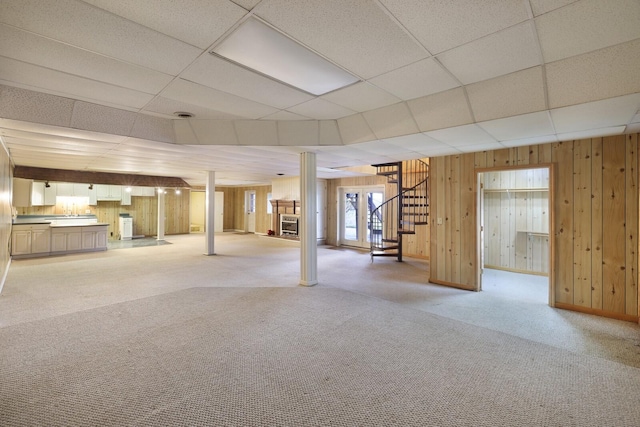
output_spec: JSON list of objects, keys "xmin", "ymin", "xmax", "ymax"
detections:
[
  {"xmin": 85, "ymin": 209, "xmax": 91, "ymax": 214},
  {"xmin": 437, "ymin": 217, "xmax": 443, "ymax": 225}
]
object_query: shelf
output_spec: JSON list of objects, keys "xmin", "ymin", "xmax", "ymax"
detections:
[{"xmin": 517, "ymin": 230, "xmax": 549, "ymax": 237}]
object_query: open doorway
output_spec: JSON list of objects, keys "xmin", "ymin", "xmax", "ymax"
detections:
[
  {"xmin": 478, "ymin": 167, "xmax": 552, "ymax": 304},
  {"xmin": 338, "ymin": 186, "xmax": 384, "ymax": 249},
  {"xmin": 190, "ymin": 191, "xmax": 224, "ymax": 233}
]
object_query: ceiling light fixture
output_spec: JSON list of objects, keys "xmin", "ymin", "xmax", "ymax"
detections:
[
  {"xmin": 175, "ymin": 188, "xmax": 181, "ymax": 195},
  {"xmin": 45, "ymin": 181, "xmax": 50, "ymax": 188},
  {"xmin": 174, "ymin": 112, "xmax": 194, "ymax": 118},
  {"xmin": 88, "ymin": 184, "xmax": 93, "ymax": 190},
  {"xmin": 211, "ymin": 17, "xmax": 359, "ymax": 95}
]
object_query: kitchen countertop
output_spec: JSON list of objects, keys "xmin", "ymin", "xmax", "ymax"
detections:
[{"xmin": 49, "ymin": 223, "xmax": 109, "ymax": 228}]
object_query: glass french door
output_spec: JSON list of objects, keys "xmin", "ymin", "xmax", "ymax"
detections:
[{"xmin": 339, "ymin": 187, "xmax": 384, "ymax": 248}]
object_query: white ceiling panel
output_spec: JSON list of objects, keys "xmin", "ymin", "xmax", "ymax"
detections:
[
  {"xmin": 82, "ymin": 0, "xmax": 247, "ymax": 49},
  {"xmin": 362, "ymin": 103, "xmax": 419, "ymax": 139},
  {"xmin": 336, "ymin": 114, "xmax": 375, "ymax": 145},
  {"xmin": 182, "ymin": 54, "xmax": 313, "ymax": 109},
  {"xmin": 0, "ymin": 0, "xmax": 202, "ymax": 75},
  {"xmin": 321, "ymin": 82, "xmax": 400, "ymax": 113},
  {"xmin": 277, "ymin": 121, "xmax": 318, "ymax": 146},
  {"xmin": 408, "ymin": 88, "xmax": 473, "ymax": 132},
  {"xmin": 287, "ymin": 98, "xmax": 355, "ymax": 120},
  {"xmin": 467, "ymin": 67, "xmax": 546, "ymax": 122},
  {"xmin": 172, "ymin": 120, "xmax": 198, "ymax": 145},
  {"xmin": 71, "ymin": 101, "xmax": 137, "ymax": 136},
  {"xmin": 143, "ymin": 97, "xmax": 243, "ymax": 120},
  {"xmin": 546, "ymin": 39, "xmax": 640, "ymax": 109},
  {"xmin": 626, "ymin": 123, "xmax": 640, "ymax": 134},
  {"xmin": 500, "ymin": 134, "xmax": 559, "ymax": 148},
  {"xmin": 0, "ymin": 85, "xmax": 74, "ymax": 127},
  {"xmin": 261, "ymin": 111, "xmax": 310, "ymax": 121},
  {"xmin": 161, "ymin": 79, "xmax": 279, "ymax": 119},
  {"xmin": 354, "ymin": 140, "xmax": 413, "ymax": 156},
  {"xmin": 426, "ymin": 124, "xmax": 496, "ymax": 147},
  {"xmin": 550, "ymin": 94, "xmax": 640, "ymax": 134},
  {"xmin": 478, "ymin": 111, "xmax": 555, "ymax": 141},
  {"xmin": 529, "ymin": 0, "xmax": 579, "ymax": 17},
  {"xmin": 384, "ymin": 133, "xmax": 446, "ymax": 151},
  {"xmin": 379, "ymin": 0, "xmax": 529, "ymax": 54},
  {"xmin": 0, "ymin": 118, "xmax": 128, "ymax": 143},
  {"xmin": 437, "ymin": 21, "xmax": 541, "ymax": 85},
  {"xmin": 189, "ymin": 120, "xmax": 238, "ymax": 145},
  {"xmin": 255, "ymin": 0, "xmax": 428, "ymax": 79},
  {"xmin": 0, "ymin": 24, "xmax": 173, "ymax": 95},
  {"xmin": 0, "ymin": 58, "xmax": 154, "ymax": 110},
  {"xmin": 369, "ymin": 58, "xmax": 460, "ymax": 101},
  {"xmin": 557, "ymin": 126, "xmax": 626, "ymax": 141},
  {"xmin": 235, "ymin": 120, "xmax": 279, "ymax": 146},
  {"xmin": 457, "ymin": 142, "xmax": 505, "ymax": 153},
  {"xmin": 536, "ymin": 0, "xmax": 640, "ymax": 62}
]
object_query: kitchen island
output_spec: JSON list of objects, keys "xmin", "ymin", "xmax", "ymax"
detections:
[{"xmin": 11, "ymin": 215, "xmax": 108, "ymax": 258}]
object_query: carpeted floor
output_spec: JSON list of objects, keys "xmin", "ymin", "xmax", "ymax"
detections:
[{"xmin": 1, "ymin": 233, "xmax": 639, "ymax": 426}]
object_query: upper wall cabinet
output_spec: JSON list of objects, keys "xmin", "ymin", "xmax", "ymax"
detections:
[
  {"xmin": 12, "ymin": 178, "xmax": 32, "ymax": 207},
  {"xmin": 56, "ymin": 183, "xmax": 91, "ymax": 197},
  {"xmin": 31, "ymin": 181, "xmax": 57, "ymax": 206},
  {"xmin": 96, "ymin": 184, "xmax": 122, "ymax": 201},
  {"xmin": 130, "ymin": 186, "xmax": 156, "ymax": 197}
]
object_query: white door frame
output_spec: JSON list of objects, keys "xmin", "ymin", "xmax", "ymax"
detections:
[
  {"xmin": 338, "ymin": 186, "xmax": 385, "ymax": 248},
  {"xmin": 244, "ymin": 190, "xmax": 256, "ymax": 233}
]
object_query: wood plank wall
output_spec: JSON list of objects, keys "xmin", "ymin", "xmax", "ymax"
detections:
[
  {"xmin": 0, "ymin": 144, "xmax": 11, "ymax": 290},
  {"xmin": 483, "ymin": 169, "xmax": 549, "ymax": 274},
  {"xmin": 17, "ymin": 191, "xmax": 191, "ymax": 238},
  {"xmin": 218, "ymin": 186, "xmax": 272, "ymax": 234},
  {"xmin": 430, "ymin": 135, "xmax": 639, "ymax": 321}
]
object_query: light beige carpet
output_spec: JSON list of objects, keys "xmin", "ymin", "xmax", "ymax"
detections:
[{"xmin": 1, "ymin": 286, "xmax": 639, "ymax": 426}]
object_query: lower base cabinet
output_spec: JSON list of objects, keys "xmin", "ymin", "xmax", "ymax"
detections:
[
  {"xmin": 50, "ymin": 226, "xmax": 108, "ymax": 254},
  {"xmin": 11, "ymin": 224, "xmax": 51, "ymax": 256}
]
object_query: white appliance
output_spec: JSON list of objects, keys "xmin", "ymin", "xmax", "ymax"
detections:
[{"xmin": 119, "ymin": 216, "xmax": 133, "ymax": 240}]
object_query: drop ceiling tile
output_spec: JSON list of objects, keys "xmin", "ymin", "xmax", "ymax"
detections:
[
  {"xmin": 0, "ymin": 85, "xmax": 74, "ymax": 127},
  {"xmin": 130, "ymin": 114, "xmax": 175, "ymax": 143},
  {"xmin": 255, "ymin": 0, "xmax": 428, "ymax": 79},
  {"xmin": 0, "ymin": 0, "xmax": 202, "ymax": 75},
  {"xmin": 189, "ymin": 120, "xmax": 238, "ymax": 145},
  {"xmin": 233, "ymin": 0, "xmax": 261, "ymax": 10},
  {"xmin": 337, "ymin": 114, "xmax": 375, "ymax": 145},
  {"xmin": 182, "ymin": 55, "xmax": 314, "ymax": 109},
  {"xmin": 319, "ymin": 121, "xmax": 343, "ymax": 146},
  {"xmin": 369, "ymin": 58, "xmax": 460, "ymax": 101},
  {"xmin": 379, "ymin": 0, "xmax": 529, "ymax": 54},
  {"xmin": 71, "ymin": 101, "xmax": 137, "ymax": 136},
  {"xmin": 354, "ymin": 140, "xmax": 411, "ymax": 156},
  {"xmin": 535, "ymin": 0, "xmax": 640, "ymax": 62},
  {"xmin": 173, "ymin": 120, "xmax": 199, "ymax": 145},
  {"xmin": 235, "ymin": 120, "xmax": 278, "ymax": 146},
  {"xmin": 557, "ymin": 126, "xmax": 626, "ymax": 141},
  {"xmin": 321, "ymin": 82, "xmax": 400, "ymax": 113},
  {"xmin": 467, "ymin": 67, "xmax": 546, "ymax": 122},
  {"xmin": 426, "ymin": 124, "xmax": 497, "ymax": 147},
  {"xmin": 0, "ymin": 118, "xmax": 128, "ymax": 143},
  {"xmin": 438, "ymin": 21, "xmax": 541, "ymax": 85},
  {"xmin": 407, "ymin": 87, "xmax": 473, "ymax": 132},
  {"xmin": 500, "ymin": 134, "xmax": 559, "ymax": 148},
  {"xmin": 550, "ymin": 94, "xmax": 640, "ymax": 133},
  {"xmin": 0, "ymin": 58, "xmax": 154, "ymax": 110},
  {"xmin": 546, "ymin": 39, "xmax": 640, "ymax": 109},
  {"xmin": 277, "ymin": 121, "xmax": 318, "ymax": 146},
  {"xmin": 143, "ymin": 97, "xmax": 243, "ymax": 120},
  {"xmin": 287, "ymin": 98, "xmax": 355, "ymax": 120},
  {"xmin": 0, "ymin": 24, "xmax": 173, "ymax": 95},
  {"xmin": 529, "ymin": 0, "xmax": 579, "ymax": 17},
  {"xmin": 261, "ymin": 111, "xmax": 310, "ymax": 121},
  {"xmin": 626, "ymin": 123, "xmax": 640, "ymax": 134},
  {"xmin": 82, "ymin": 0, "xmax": 246, "ymax": 49},
  {"xmin": 384, "ymin": 133, "xmax": 445, "ymax": 151},
  {"xmin": 161, "ymin": 79, "xmax": 279, "ymax": 119},
  {"xmin": 457, "ymin": 142, "xmax": 505, "ymax": 153},
  {"xmin": 478, "ymin": 111, "xmax": 555, "ymax": 141},
  {"xmin": 362, "ymin": 102, "xmax": 419, "ymax": 139}
]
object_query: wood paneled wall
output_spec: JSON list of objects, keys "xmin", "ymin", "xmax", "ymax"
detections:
[
  {"xmin": 0, "ymin": 143, "xmax": 11, "ymax": 291},
  {"xmin": 17, "ymin": 192, "xmax": 190, "ymax": 238},
  {"xmin": 430, "ymin": 135, "xmax": 639, "ymax": 321},
  {"xmin": 483, "ymin": 169, "xmax": 549, "ymax": 274},
  {"xmin": 218, "ymin": 185, "xmax": 272, "ymax": 234}
]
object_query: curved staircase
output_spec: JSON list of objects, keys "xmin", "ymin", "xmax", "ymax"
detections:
[{"xmin": 370, "ymin": 159, "xmax": 429, "ymax": 262}]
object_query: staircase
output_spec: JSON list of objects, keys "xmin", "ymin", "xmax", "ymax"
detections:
[{"xmin": 370, "ymin": 159, "xmax": 429, "ymax": 262}]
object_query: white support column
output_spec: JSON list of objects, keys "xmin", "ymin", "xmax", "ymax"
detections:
[
  {"xmin": 204, "ymin": 171, "xmax": 216, "ymax": 256},
  {"xmin": 300, "ymin": 152, "xmax": 318, "ymax": 286},
  {"xmin": 157, "ymin": 188, "xmax": 165, "ymax": 241}
]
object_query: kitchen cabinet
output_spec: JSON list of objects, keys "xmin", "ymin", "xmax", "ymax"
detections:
[
  {"xmin": 11, "ymin": 224, "xmax": 51, "ymax": 256},
  {"xmin": 51, "ymin": 225, "xmax": 107, "ymax": 254},
  {"xmin": 96, "ymin": 184, "xmax": 122, "ymax": 201},
  {"xmin": 31, "ymin": 182, "xmax": 57, "ymax": 206},
  {"xmin": 121, "ymin": 188, "xmax": 131, "ymax": 205},
  {"xmin": 56, "ymin": 183, "xmax": 90, "ymax": 197},
  {"xmin": 131, "ymin": 186, "xmax": 156, "ymax": 197},
  {"xmin": 12, "ymin": 178, "xmax": 32, "ymax": 207}
]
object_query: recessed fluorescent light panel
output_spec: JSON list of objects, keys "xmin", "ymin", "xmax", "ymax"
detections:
[{"xmin": 211, "ymin": 18, "xmax": 359, "ymax": 96}]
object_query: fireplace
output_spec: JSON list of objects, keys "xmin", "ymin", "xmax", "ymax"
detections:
[{"xmin": 280, "ymin": 214, "xmax": 299, "ymax": 236}]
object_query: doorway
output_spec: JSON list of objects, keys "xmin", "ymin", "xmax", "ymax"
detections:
[
  {"xmin": 477, "ymin": 167, "xmax": 552, "ymax": 304},
  {"xmin": 339, "ymin": 187, "xmax": 384, "ymax": 249},
  {"xmin": 245, "ymin": 190, "xmax": 256, "ymax": 233}
]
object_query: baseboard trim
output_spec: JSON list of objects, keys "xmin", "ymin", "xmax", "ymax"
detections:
[
  {"xmin": 484, "ymin": 264, "xmax": 548, "ymax": 277},
  {"xmin": 554, "ymin": 302, "xmax": 639, "ymax": 323}
]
